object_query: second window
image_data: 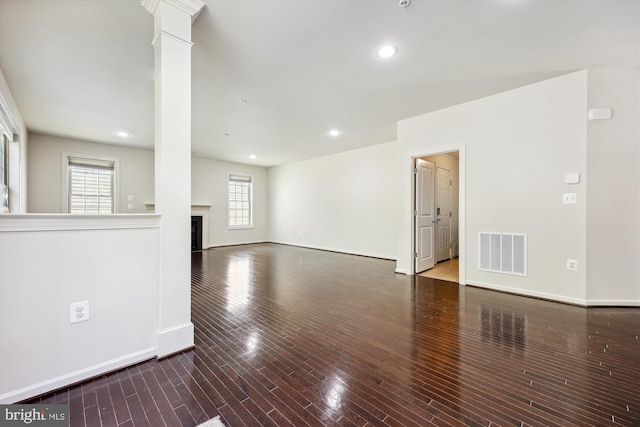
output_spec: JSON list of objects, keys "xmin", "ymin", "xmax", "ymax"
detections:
[{"xmin": 228, "ymin": 174, "xmax": 252, "ymax": 228}]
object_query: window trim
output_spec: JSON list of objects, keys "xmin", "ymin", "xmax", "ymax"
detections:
[
  {"xmin": 227, "ymin": 173, "xmax": 253, "ymax": 230},
  {"xmin": 0, "ymin": 134, "xmax": 8, "ymax": 211},
  {"xmin": 62, "ymin": 152, "xmax": 119, "ymax": 214},
  {"xmin": 0, "ymin": 134, "xmax": 7, "ymax": 186}
]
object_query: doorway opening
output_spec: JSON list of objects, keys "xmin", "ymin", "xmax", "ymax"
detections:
[{"xmin": 412, "ymin": 148, "xmax": 465, "ymax": 284}]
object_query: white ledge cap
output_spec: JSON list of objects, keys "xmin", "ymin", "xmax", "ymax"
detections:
[{"xmin": 142, "ymin": 0, "xmax": 205, "ymax": 23}]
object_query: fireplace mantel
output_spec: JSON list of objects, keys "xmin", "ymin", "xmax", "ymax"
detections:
[
  {"xmin": 145, "ymin": 204, "xmax": 210, "ymax": 249},
  {"xmin": 144, "ymin": 204, "xmax": 211, "ymax": 212}
]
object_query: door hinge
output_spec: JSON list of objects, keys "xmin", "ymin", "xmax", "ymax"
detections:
[
  {"xmin": 414, "ymin": 210, "xmax": 417, "ymax": 216},
  {"xmin": 449, "ymin": 212, "xmax": 452, "ymax": 217},
  {"xmin": 413, "ymin": 252, "xmax": 418, "ymax": 258},
  {"xmin": 414, "ymin": 167, "xmax": 418, "ymax": 174}
]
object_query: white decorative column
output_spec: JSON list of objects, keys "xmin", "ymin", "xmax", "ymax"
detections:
[{"xmin": 143, "ymin": 0, "xmax": 204, "ymax": 357}]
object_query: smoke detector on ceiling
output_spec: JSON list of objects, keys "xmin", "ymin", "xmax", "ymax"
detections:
[{"xmin": 398, "ymin": 0, "xmax": 411, "ymax": 8}]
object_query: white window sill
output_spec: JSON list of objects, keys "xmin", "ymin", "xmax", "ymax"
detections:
[{"xmin": 227, "ymin": 226, "xmax": 254, "ymax": 231}]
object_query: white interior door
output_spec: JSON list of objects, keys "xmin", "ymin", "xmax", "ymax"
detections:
[
  {"xmin": 436, "ymin": 166, "xmax": 452, "ymax": 262},
  {"xmin": 415, "ymin": 159, "xmax": 435, "ymax": 273}
]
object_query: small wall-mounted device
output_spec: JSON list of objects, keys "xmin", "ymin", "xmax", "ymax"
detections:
[
  {"xmin": 563, "ymin": 193, "xmax": 577, "ymax": 204},
  {"xmin": 70, "ymin": 301, "xmax": 90, "ymax": 324},
  {"xmin": 587, "ymin": 108, "xmax": 612, "ymax": 121},
  {"xmin": 564, "ymin": 173, "xmax": 580, "ymax": 184}
]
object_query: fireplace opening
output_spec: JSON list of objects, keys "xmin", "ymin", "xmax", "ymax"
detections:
[{"xmin": 191, "ymin": 216, "xmax": 203, "ymax": 251}]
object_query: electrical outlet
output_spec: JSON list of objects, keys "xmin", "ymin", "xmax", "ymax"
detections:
[
  {"xmin": 566, "ymin": 259, "xmax": 578, "ymax": 271},
  {"xmin": 563, "ymin": 193, "xmax": 577, "ymax": 204},
  {"xmin": 70, "ymin": 301, "xmax": 90, "ymax": 324}
]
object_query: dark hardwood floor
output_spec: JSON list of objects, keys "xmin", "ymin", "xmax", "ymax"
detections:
[{"xmin": 29, "ymin": 243, "xmax": 640, "ymax": 426}]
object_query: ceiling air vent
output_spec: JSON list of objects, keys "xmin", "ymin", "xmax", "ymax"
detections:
[{"xmin": 479, "ymin": 232, "xmax": 527, "ymax": 276}]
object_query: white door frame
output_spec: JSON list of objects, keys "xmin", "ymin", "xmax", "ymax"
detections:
[{"xmin": 409, "ymin": 144, "xmax": 466, "ymax": 285}]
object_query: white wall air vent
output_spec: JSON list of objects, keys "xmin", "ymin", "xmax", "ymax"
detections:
[{"xmin": 479, "ymin": 232, "xmax": 527, "ymax": 276}]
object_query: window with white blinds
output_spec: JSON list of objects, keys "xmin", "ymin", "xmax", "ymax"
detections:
[
  {"xmin": 228, "ymin": 174, "xmax": 252, "ymax": 228},
  {"xmin": 68, "ymin": 157, "xmax": 115, "ymax": 214}
]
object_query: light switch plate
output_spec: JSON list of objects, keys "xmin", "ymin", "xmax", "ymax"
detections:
[{"xmin": 563, "ymin": 193, "xmax": 577, "ymax": 204}]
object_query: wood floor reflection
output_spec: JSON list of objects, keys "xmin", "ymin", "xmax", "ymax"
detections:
[{"xmin": 30, "ymin": 243, "xmax": 640, "ymax": 426}]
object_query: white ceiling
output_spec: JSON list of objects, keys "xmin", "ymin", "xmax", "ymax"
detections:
[{"xmin": 0, "ymin": 0, "xmax": 638, "ymax": 167}]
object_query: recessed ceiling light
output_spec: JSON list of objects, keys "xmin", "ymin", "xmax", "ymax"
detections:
[
  {"xmin": 249, "ymin": 154, "xmax": 257, "ymax": 159},
  {"xmin": 377, "ymin": 45, "xmax": 397, "ymax": 59},
  {"xmin": 116, "ymin": 131, "xmax": 130, "ymax": 138},
  {"xmin": 328, "ymin": 129, "xmax": 341, "ymax": 137},
  {"xmin": 240, "ymin": 99, "xmax": 247, "ymax": 104}
]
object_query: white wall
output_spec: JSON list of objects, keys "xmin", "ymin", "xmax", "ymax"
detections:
[
  {"xmin": 27, "ymin": 133, "xmax": 155, "ymax": 214},
  {"xmin": 398, "ymin": 71, "xmax": 590, "ymax": 304},
  {"xmin": 269, "ymin": 141, "xmax": 397, "ymax": 259},
  {"xmin": 0, "ymin": 214, "xmax": 160, "ymax": 403},
  {"xmin": 586, "ymin": 68, "xmax": 640, "ymax": 304},
  {"xmin": 26, "ymin": 134, "xmax": 270, "ymax": 247},
  {"xmin": 192, "ymin": 156, "xmax": 269, "ymax": 247}
]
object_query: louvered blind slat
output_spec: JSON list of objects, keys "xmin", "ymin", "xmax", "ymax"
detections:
[{"xmin": 68, "ymin": 159, "xmax": 114, "ymax": 214}]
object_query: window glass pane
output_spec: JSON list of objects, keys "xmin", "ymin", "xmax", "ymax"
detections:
[
  {"xmin": 69, "ymin": 161, "xmax": 114, "ymax": 214},
  {"xmin": 0, "ymin": 134, "xmax": 6, "ymax": 187},
  {"xmin": 228, "ymin": 175, "xmax": 252, "ymax": 227},
  {"xmin": 0, "ymin": 135, "xmax": 7, "ymax": 212}
]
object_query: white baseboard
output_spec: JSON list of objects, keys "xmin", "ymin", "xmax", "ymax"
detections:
[
  {"xmin": 206, "ymin": 240, "xmax": 267, "ymax": 249},
  {"xmin": 395, "ymin": 268, "xmax": 408, "ymax": 274},
  {"xmin": 0, "ymin": 347, "xmax": 156, "ymax": 404},
  {"xmin": 157, "ymin": 322, "xmax": 194, "ymax": 358},
  {"xmin": 466, "ymin": 280, "xmax": 588, "ymax": 306},
  {"xmin": 206, "ymin": 240, "xmax": 397, "ymax": 261},
  {"xmin": 584, "ymin": 299, "xmax": 640, "ymax": 307},
  {"xmin": 270, "ymin": 240, "xmax": 396, "ymax": 261}
]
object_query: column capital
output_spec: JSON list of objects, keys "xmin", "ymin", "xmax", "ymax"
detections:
[{"xmin": 142, "ymin": 0, "xmax": 205, "ymax": 23}]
